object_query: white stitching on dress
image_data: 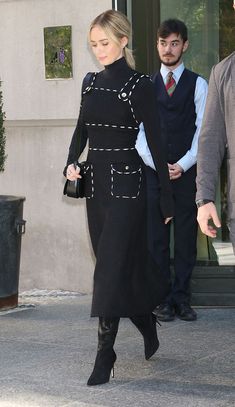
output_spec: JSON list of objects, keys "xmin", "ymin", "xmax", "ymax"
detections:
[
  {"xmin": 82, "ymin": 73, "xmax": 97, "ymax": 95},
  {"xmin": 85, "ymin": 123, "xmax": 138, "ymax": 130},
  {"xmin": 117, "ymin": 74, "xmax": 149, "ymax": 123},
  {"xmin": 128, "ymin": 75, "xmax": 146, "ymax": 124},
  {"xmin": 89, "ymin": 147, "xmax": 135, "ymax": 152},
  {"xmin": 82, "ymin": 72, "xmax": 149, "ymax": 127},
  {"xmin": 118, "ymin": 73, "xmax": 138, "ymax": 101},
  {"xmin": 93, "ymin": 87, "xmax": 118, "ymax": 92},
  {"xmin": 83, "ymin": 163, "xmax": 94, "ymax": 199},
  {"xmin": 110, "ymin": 164, "xmax": 142, "ymax": 199}
]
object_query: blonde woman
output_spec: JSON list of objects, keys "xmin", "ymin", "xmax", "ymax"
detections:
[{"xmin": 64, "ymin": 9, "xmax": 173, "ymax": 386}]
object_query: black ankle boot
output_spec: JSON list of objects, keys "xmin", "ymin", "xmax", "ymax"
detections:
[
  {"xmin": 87, "ymin": 317, "xmax": 119, "ymax": 386},
  {"xmin": 130, "ymin": 313, "xmax": 159, "ymax": 360}
]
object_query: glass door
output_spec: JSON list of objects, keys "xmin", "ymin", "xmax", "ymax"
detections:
[{"xmin": 114, "ymin": 0, "xmax": 235, "ymax": 263}]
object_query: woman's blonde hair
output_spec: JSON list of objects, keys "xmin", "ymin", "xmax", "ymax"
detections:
[{"xmin": 89, "ymin": 9, "xmax": 135, "ymax": 69}]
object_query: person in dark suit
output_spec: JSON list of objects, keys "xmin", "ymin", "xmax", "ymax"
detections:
[
  {"xmin": 196, "ymin": 1, "xmax": 235, "ymax": 252},
  {"xmin": 137, "ymin": 19, "xmax": 208, "ymax": 322}
]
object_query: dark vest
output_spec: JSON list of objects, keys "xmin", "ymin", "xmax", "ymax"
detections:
[{"xmin": 152, "ymin": 69, "xmax": 198, "ymax": 163}]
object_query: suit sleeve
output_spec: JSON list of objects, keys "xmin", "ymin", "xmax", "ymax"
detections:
[
  {"xmin": 196, "ymin": 66, "xmax": 227, "ymax": 201},
  {"xmin": 131, "ymin": 77, "xmax": 174, "ymax": 218}
]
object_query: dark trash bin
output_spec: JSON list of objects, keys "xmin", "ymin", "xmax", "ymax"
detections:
[{"xmin": 0, "ymin": 195, "xmax": 26, "ymax": 310}]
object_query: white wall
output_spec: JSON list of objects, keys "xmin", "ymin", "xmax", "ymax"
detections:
[
  {"xmin": 1, "ymin": 0, "xmax": 111, "ymax": 120},
  {"xmin": 0, "ymin": 0, "xmax": 111, "ymax": 293}
]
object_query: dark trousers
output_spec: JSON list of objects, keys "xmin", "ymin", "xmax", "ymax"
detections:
[{"xmin": 145, "ymin": 165, "xmax": 198, "ymax": 305}]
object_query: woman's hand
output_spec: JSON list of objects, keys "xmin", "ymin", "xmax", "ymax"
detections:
[
  {"xmin": 164, "ymin": 217, "xmax": 173, "ymax": 225},
  {"xmin": 66, "ymin": 164, "xmax": 82, "ymax": 181}
]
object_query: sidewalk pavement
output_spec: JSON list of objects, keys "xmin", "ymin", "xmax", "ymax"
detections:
[{"xmin": 0, "ymin": 291, "xmax": 235, "ymax": 407}]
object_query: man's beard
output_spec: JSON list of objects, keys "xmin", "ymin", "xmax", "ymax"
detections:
[{"xmin": 160, "ymin": 51, "xmax": 183, "ymax": 67}]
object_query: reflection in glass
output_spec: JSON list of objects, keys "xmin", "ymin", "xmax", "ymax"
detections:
[
  {"xmin": 160, "ymin": 0, "xmax": 219, "ymax": 80},
  {"xmin": 160, "ymin": 0, "xmax": 235, "ymax": 260}
]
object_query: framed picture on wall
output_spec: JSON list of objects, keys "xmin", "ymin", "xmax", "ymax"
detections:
[{"xmin": 44, "ymin": 25, "xmax": 73, "ymax": 79}]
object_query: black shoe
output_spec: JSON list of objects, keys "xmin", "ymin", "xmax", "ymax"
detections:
[
  {"xmin": 175, "ymin": 303, "xmax": 197, "ymax": 321},
  {"xmin": 154, "ymin": 303, "xmax": 175, "ymax": 322}
]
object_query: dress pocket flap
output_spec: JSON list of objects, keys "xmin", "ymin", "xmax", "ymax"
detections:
[{"xmin": 111, "ymin": 162, "xmax": 141, "ymax": 175}]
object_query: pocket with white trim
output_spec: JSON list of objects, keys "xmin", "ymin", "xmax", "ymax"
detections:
[{"xmin": 111, "ymin": 162, "xmax": 142, "ymax": 199}]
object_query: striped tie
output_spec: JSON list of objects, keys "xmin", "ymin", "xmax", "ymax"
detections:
[{"xmin": 165, "ymin": 71, "xmax": 176, "ymax": 96}]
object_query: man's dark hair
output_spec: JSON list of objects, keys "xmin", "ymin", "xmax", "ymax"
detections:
[{"xmin": 157, "ymin": 19, "xmax": 188, "ymax": 43}]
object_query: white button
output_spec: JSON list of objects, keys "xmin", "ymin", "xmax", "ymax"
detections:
[
  {"xmin": 121, "ymin": 92, "xmax": 127, "ymax": 97},
  {"xmin": 125, "ymin": 165, "xmax": 129, "ymax": 170}
]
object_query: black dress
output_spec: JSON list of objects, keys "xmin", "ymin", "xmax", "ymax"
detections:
[{"xmin": 65, "ymin": 57, "xmax": 173, "ymax": 317}]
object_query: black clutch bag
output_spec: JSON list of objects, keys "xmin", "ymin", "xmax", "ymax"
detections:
[{"xmin": 63, "ymin": 162, "xmax": 85, "ymax": 199}]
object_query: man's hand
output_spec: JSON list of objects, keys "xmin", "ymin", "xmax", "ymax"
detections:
[
  {"xmin": 168, "ymin": 163, "xmax": 183, "ymax": 180},
  {"xmin": 197, "ymin": 202, "xmax": 221, "ymax": 238}
]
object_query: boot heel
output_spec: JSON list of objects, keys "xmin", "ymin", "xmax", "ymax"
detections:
[
  {"xmin": 156, "ymin": 318, "xmax": 161, "ymax": 327},
  {"xmin": 152, "ymin": 313, "xmax": 161, "ymax": 327}
]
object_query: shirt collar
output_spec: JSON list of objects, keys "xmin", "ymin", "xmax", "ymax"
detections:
[{"xmin": 160, "ymin": 62, "xmax": 185, "ymax": 84}]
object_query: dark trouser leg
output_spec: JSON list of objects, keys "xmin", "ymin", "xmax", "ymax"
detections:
[
  {"xmin": 145, "ymin": 167, "xmax": 172, "ymax": 302},
  {"xmin": 172, "ymin": 167, "xmax": 198, "ymax": 305},
  {"xmin": 87, "ymin": 317, "xmax": 120, "ymax": 386},
  {"xmin": 130, "ymin": 314, "xmax": 159, "ymax": 360}
]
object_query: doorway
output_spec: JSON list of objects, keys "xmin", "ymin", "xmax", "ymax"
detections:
[{"xmin": 113, "ymin": 0, "xmax": 235, "ymax": 304}]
